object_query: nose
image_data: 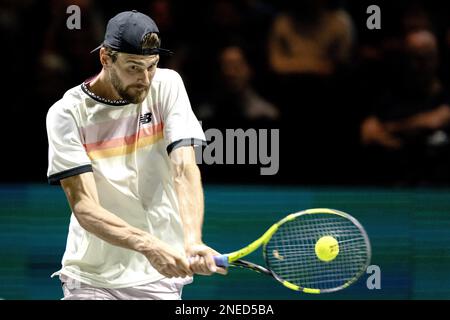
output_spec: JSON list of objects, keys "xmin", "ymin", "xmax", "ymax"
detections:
[{"xmin": 137, "ymin": 69, "xmax": 151, "ymax": 86}]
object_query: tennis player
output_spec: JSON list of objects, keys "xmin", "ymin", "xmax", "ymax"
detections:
[{"xmin": 46, "ymin": 10, "xmax": 225, "ymax": 300}]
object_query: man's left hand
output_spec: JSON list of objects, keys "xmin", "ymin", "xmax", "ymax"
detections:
[{"xmin": 186, "ymin": 243, "xmax": 228, "ymax": 276}]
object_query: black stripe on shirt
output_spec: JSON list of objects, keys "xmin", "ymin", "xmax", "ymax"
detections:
[
  {"xmin": 166, "ymin": 138, "xmax": 207, "ymax": 155},
  {"xmin": 48, "ymin": 164, "xmax": 93, "ymax": 185}
]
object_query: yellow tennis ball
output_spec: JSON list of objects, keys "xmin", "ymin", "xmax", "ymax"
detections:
[{"xmin": 315, "ymin": 236, "xmax": 339, "ymax": 262}]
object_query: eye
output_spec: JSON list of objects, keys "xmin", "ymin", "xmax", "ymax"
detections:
[{"xmin": 128, "ymin": 65, "xmax": 143, "ymax": 73}]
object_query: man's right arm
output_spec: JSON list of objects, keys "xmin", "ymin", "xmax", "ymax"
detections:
[{"xmin": 60, "ymin": 172, "xmax": 192, "ymax": 278}]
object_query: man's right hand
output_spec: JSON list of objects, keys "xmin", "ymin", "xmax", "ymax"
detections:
[{"xmin": 143, "ymin": 237, "xmax": 193, "ymax": 278}]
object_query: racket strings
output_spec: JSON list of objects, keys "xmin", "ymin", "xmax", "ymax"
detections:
[
  {"xmin": 264, "ymin": 213, "xmax": 370, "ymax": 291},
  {"xmin": 269, "ymin": 219, "xmax": 367, "ymax": 288}
]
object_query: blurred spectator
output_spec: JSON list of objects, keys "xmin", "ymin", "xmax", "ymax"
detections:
[
  {"xmin": 194, "ymin": 43, "xmax": 280, "ymax": 185},
  {"xmin": 268, "ymin": 0, "xmax": 353, "ymax": 76},
  {"xmin": 360, "ymin": 30, "xmax": 450, "ymax": 185},
  {"xmin": 265, "ymin": 0, "xmax": 355, "ymax": 184},
  {"xmin": 37, "ymin": 0, "xmax": 104, "ymax": 103},
  {"xmin": 351, "ymin": 1, "xmax": 436, "ymax": 97},
  {"xmin": 186, "ymin": 0, "xmax": 275, "ymax": 107},
  {"xmin": 143, "ymin": 0, "xmax": 186, "ymax": 71},
  {"xmin": 266, "ymin": 0, "xmax": 355, "ymax": 121},
  {"xmin": 196, "ymin": 45, "xmax": 279, "ymax": 127}
]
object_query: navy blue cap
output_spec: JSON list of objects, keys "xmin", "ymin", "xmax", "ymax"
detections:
[{"xmin": 91, "ymin": 10, "xmax": 173, "ymax": 55}]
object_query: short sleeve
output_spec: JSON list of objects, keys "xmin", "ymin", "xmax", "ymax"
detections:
[
  {"xmin": 46, "ymin": 104, "xmax": 93, "ymax": 185},
  {"xmin": 161, "ymin": 70, "xmax": 206, "ymax": 154}
]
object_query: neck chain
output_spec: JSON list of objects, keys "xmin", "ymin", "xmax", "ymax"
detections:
[{"xmin": 81, "ymin": 82, "xmax": 129, "ymax": 106}]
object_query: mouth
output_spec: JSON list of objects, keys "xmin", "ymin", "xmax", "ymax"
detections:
[{"xmin": 130, "ymin": 84, "xmax": 149, "ymax": 90}]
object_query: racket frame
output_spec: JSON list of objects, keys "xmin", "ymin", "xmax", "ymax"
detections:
[{"xmin": 215, "ymin": 208, "xmax": 371, "ymax": 294}]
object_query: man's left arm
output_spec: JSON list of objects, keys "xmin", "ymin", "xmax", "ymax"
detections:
[{"xmin": 170, "ymin": 145, "xmax": 226, "ymax": 275}]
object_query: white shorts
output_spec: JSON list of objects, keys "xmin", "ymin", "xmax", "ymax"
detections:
[{"xmin": 60, "ymin": 274, "xmax": 193, "ymax": 300}]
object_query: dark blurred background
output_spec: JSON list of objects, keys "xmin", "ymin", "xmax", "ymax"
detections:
[
  {"xmin": 2, "ymin": 0, "xmax": 450, "ymax": 300},
  {"xmin": 1, "ymin": 0, "xmax": 450, "ymax": 186}
]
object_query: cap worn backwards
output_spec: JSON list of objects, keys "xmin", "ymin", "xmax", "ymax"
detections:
[{"xmin": 91, "ymin": 10, "xmax": 173, "ymax": 56}]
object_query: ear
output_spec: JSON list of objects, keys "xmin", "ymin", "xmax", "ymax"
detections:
[{"xmin": 99, "ymin": 47, "xmax": 112, "ymax": 68}]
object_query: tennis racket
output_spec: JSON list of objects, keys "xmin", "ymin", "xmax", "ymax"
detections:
[{"xmin": 214, "ymin": 208, "xmax": 371, "ymax": 294}]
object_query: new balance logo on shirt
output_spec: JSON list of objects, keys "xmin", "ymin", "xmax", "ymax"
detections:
[{"xmin": 139, "ymin": 112, "xmax": 152, "ymax": 125}]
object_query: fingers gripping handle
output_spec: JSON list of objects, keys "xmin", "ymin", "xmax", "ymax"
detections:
[{"xmin": 214, "ymin": 255, "xmax": 229, "ymax": 268}]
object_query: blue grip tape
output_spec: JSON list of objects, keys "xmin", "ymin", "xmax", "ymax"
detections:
[{"xmin": 214, "ymin": 255, "xmax": 229, "ymax": 268}]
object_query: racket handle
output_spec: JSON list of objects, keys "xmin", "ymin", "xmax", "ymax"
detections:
[{"xmin": 214, "ymin": 255, "xmax": 229, "ymax": 268}]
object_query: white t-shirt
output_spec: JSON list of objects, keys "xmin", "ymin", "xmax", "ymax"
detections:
[{"xmin": 46, "ymin": 68, "xmax": 206, "ymax": 288}]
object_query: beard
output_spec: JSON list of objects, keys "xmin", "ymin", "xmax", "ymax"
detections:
[{"xmin": 110, "ymin": 68, "xmax": 149, "ymax": 104}]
